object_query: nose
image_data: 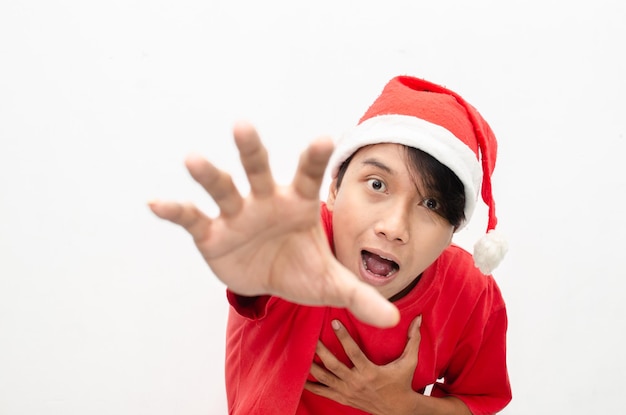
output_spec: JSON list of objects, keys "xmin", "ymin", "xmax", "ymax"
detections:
[{"xmin": 375, "ymin": 203, "xmax": 410, "ymax": 243}]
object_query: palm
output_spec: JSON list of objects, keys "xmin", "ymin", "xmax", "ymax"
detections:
[
  {"xmin": 150, "ymin": 122, "xmax": 398, "ymax": 327},
  {"xmin": 197, "ymin": 186, "xmax": 332, "ymax": 303}
]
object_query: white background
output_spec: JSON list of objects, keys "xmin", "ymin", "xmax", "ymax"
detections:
[{"xmin": 1, "ymin": 1, "xmax": 625, "ymax": 414}]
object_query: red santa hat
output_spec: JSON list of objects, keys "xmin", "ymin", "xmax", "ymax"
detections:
[{"xmin": 328, "ymin": 75, "xmax": 507, "ymax": 275}]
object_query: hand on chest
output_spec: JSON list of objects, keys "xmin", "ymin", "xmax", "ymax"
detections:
[{"xmin": 311, "ymin": 311, "xmax": 447, "ymax": 389}]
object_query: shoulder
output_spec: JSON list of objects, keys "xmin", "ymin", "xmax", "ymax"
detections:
[
  {"xmin": 434, "ymin": 244, "xmax": 497, "ymax": 284},
  {"xmin": 432, "ymin": 244, "xmax": 482, "ymax": 281},
  {"xmin": 430, "ymin": 244, "xmax": 506, "ymax": 310}
]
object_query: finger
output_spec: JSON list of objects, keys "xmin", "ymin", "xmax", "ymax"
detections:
[
  {"xmin": 331, "ymin": 320, "xmax": 370, "ymax": 368},
  {"xmin": 292, "ymin": 136, "xmax": 334, "ymax": 200},
  {"xmin": 330, "ymin": 264, "xmax": 400, "ymax": 328},
  {"xmin": 399, "ymin": 315, "xmax": 422, "ymax": 363},
  {"xmin": 308, "ymin": 361, "xmax": 339, "ymax": 388},
  {"xmin": 185, "ymin": 155, "xmax": 243, "ymax": 218},
  {"xmin": 148, "ymin": 200, "xmax": 212, "ymax": 242},
  {"xmin": 314, "ymin": 340, "xmax": 351, "ymax": 379},
  {"xmin": 232, "ymin": 122, "xmax": 275, "ymax": 198},
  {"xmin": 304, "ymin": 380, "xmax": 339, "ymax": 402}
]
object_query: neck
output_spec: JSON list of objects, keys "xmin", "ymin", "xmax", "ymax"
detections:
[{"xmin": 388, "ymin": 274, "xmax": 422, "ymax": 302}]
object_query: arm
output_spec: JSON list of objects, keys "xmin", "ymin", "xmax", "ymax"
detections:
[
  {"xmin": 431, "ymin": 304, "xmax": 511, "ymax": 414},
  {"xmin": 304, "ymin": 316, "xmax": 471, "ymax": 415},
  {"xmin": 149, "ymin": 122, "xmax": 399, "ymax": 328}
]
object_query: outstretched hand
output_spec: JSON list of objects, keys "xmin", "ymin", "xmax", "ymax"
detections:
[{"xmin": 149, "ymin": 122, "xmax": 399, "ymax": 328}]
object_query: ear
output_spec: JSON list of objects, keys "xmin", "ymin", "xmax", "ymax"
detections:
[{"xmin": 326, "ymin": 178, "xmax": 339, "ymax": 211}]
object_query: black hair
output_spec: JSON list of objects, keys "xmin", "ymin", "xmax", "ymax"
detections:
[{"xmin": 335, "ymin": 145, "xmax": 466, "ymax": 229}]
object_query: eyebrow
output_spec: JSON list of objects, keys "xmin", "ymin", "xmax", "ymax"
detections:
[
  {"xmin": 361, "ymin": 158, "xmax": 395, "ymax": 174},
  {"xmin": 362, "ymin": 156, "xmax": 427, "ymax": 198}
]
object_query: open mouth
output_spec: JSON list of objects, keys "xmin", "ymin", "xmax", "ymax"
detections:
[{"xmin": 361, "ymin": 250, "xmax": 399, "ymax": 278}]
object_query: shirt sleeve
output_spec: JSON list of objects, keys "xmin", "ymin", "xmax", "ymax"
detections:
[
  {"xmin": 226, "ymin": 289, "xmax": 272, "ymax": 320},
  {"xmin": 431, "ymin": 294, "xmax": 512, "ymax": 414}
]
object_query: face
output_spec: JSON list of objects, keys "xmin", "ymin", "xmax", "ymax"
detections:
[{"xmin": 326, "ymin": 144, "xmax": 455, "ymax": 299}]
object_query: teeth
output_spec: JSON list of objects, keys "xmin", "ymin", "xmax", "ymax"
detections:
[{"xmin": 362, "ymin": 258, "xmax": 398, "ymax": 277}]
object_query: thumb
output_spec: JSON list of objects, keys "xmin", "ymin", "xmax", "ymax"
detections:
[
  {"xmin": 335, "ymin": 267, "xmax": 400, "ymax": 328},
  {"xmin": 400, "ymin": 315, "xmax": 422, "ymax": 361}
]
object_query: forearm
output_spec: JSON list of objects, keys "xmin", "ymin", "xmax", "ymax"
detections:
[{"xmin": 388, "ymin": 393, "xmax": 471, "ymax": 415}]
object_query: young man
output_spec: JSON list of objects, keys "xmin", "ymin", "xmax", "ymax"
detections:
[{"xmin": 150, "ymin": 75, "xmax": 511, "ymax": 414}]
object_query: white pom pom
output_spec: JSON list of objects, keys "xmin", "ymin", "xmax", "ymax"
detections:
[{"xmin": 473, "ymin": 229, "xmax": 508, "ymax": 275}]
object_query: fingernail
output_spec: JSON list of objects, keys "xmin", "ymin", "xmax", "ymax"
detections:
[
  {"xmin": 417, "ymin": 315, "xmax": 422, "ymax": 327},
  {"xmin": 331, "ymin": 320, "xmax": 341, "ymax": 331}
]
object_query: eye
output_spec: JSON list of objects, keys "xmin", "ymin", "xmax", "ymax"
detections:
[
  {"xmin": 367, "ymin": 178, "xmax": 387, "ymax": 192},
  {"xmin": 422, "ymin": 197, "xmax": 439, "ymax": 211}
]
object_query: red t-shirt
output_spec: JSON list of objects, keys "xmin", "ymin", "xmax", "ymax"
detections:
[{"xmin": 225, "ymin": 203, "xmax": 511, "ymax": 414}]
